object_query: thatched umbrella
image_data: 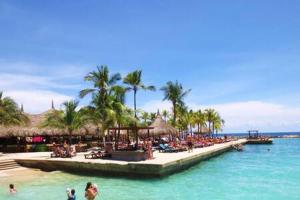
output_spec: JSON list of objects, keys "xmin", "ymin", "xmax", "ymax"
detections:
[{"xmin": 139, "ymin": 113, "xmax": 178, "ymax": 136}]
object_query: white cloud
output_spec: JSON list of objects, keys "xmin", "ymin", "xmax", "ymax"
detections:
[
  {"xmin": 0, "ymin": 61, "xmax": 84, "ymax": 113},
  {"xmin": 141, "ymin": 100, "xmax": 172, "ymax": 113},
  {"xmin": 0, "ymin": 73, "xmax": 81, "ymax": 90},
  {"xmin": 5, "ymin": 90, "xmax": 72, "ymax": 114},
  {"xmin": 140, "ymin": 100, "xmax": 300, "ymax": 133}
]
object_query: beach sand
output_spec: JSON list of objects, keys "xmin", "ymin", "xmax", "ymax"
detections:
[{"xmin": 0, "ymin": 167, "xmax": 48, "ymax": 186}]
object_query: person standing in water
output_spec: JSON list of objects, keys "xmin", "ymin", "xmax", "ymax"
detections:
[
  {"xmin": 85, "ymin": 182, "xmax": 98, "ymax": 200},
  {"xmin": 66, "ymin": 188, "xmax": 76, "ymax": 200},
  {"xmin": 9, "ymin": 184, "xmax": 17, "ymax": 194}
]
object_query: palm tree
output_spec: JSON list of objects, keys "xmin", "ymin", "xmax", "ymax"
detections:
[
  {"xmin": 41, "ymin": 100, "xmax": 86, "ymax": 144},
  {"xmin": 192, "ymin": 109, "xmax": 207, "ymax": 134},
  {"xmin": 80, "ymin": 65, "xmax": 121, "ymax": 99},
  {"xmin": 161, "ymin": 81, "xmax": 191, "ymax": 126},
  {"xmin": 109, "ymin": 86, "xmax": 136, "ymax": 149},
  {"xmin": 123, "ymin": 70, "xmax": 155, "ymax": 148},
  {"xmin": 212, "ymin": 113, "xmax": 225, "ymax": 136},
  {"xmin": 123, "ymin": 70, "xmax": 156, "ymax": 118},
  {"xmin": 187, "ymin": 109, "xmax": 194, "ymax": 134},
  {"xmin": 176, "ymin": 106, "xmax": 189, "ymax": 134},
  {"xmin": 79, "ymin": 65, "xmax": 122, "ymax": 140},
  {"xmin": 204, "ymin": 108, "xmax": 217, "ymax": 136},
  {"xmin": 114, "ymin": 106, "xmax": 136, "ymax": 150},
  {"xmin": 149, "ymin": 112, "xmax": 157, "ymax": 123},
  {"xmin": 162, "ymin": 110, "xmax": 169, "ymax": 122},
  {"xmin": 140, "ymin": 111, "xmax": 150, "ymax": 126},
  {"xmin": 0, "ymin": 92, "xmax": 29, "ymax": 126}
]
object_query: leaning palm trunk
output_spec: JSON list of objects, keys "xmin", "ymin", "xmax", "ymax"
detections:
[
  {"xmin": 134, "ymin": 89, "xmax": 137, "ymax": 118},
  {"xmin": 133, "ymin": 89, "xmax": 139, "ymax": 149},
  {"xmin": 212, "ymin": 122, "xmax": 215, "ymax": 137},
  {"xmin": 99, "ymin": 125, "xmax": 106, "ymax": 147},
  {"xmin": 172, "ymin": 102, "xmax": 176, "ymax": 126},
  {"xmin": 68, "ymin": 128, "xmax": 73, "ymax": 145},
  {"xmin": 115, "ymin": 123, "xmax": 121, "ymax": 150}
]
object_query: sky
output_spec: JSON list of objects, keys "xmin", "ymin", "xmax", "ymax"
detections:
[{"xmin": 1, "ymin": 0, "xmax": 300, "ymax": 133}]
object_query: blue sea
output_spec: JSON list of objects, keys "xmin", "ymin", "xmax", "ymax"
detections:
[
  {"xmin": 1, "ymin": 138, "xmax": 300, "ymax": 200},
  {"xmin": 221, "ymin": 132, "xmax": 300, "ymax": 137}
]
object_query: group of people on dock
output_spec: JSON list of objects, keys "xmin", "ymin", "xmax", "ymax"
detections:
[
  {"xmin": 159, "ymin": 134, "xmax": 232, "ymax": 153},
  {"xmin": 51, "ymin": 141, "xmax": 77, "ymax": 158},
  {"xmin": 49, "ymin": 135, "xmax": 232, "ymax": 161}
]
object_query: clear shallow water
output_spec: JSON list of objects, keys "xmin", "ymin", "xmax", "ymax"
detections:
[{"xmin": 1, "ymin": 138, "xmax": 300, "ymax": 200}]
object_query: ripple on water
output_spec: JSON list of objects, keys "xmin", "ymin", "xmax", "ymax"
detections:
[{"xmin": 1, "ymin": 139, "xmax": 300, "ymax": 200}]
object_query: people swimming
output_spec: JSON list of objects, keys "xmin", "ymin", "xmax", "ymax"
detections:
[
  {"xmin": 85, "ymin": 182, "xmax": 98, "ymax": 200},
  {"xmin": 66, "ymin": 188, "xmax": 76, "ymax": 200},
  {"xmin": 9, "ymin": 184, "xmax": 17, "ymax": 194}
]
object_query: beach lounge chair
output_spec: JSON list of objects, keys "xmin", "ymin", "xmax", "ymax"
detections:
[
  {"xmin": 194, "ymin": 142, "xmax": 204, "ymax": 148},
  {"xmin": 84, "ymin": 151, "xmax": 103, "ymax": 159},
  {"xmin": 158, "ymin": 144, "xmax": 179, "ymax": 153},
  {"xmin": 50, "ymin": 147, "xmax": 65, "ymax": 158},
  {"xmin": 50, "ymin": 151, "xmax": 61, "ymax": 158},
  {"xmin": 84, "ymin": 150, "xmax": 112, "ymax": 159}
]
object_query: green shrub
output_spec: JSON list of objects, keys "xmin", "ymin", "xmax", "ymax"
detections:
[{"xmin": 34, "ymin": 144, "xmax": 48, "ymax": 152}]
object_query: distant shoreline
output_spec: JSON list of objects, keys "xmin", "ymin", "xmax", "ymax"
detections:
[
  {"xmin": 273, "ymin": 135, "xmax": 300, "ymax": 138},
  {"xmin": 220, "ymin": 132, "xmax": 300, "ymax": 138}
]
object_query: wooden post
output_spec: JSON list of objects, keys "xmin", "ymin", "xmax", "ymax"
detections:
[{"xmin": 127, "ymin": 129, "xmax": 129, "ymax": 149}]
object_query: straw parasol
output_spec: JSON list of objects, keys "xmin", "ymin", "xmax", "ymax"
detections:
[{"xmin": 139, "ymin": 112, "xmax": 178, "ymax": 136}]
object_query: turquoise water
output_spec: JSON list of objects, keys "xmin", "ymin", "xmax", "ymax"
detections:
[{"xmin": 1, "ymin": 138, "xmax": 300, "ymax": 200}]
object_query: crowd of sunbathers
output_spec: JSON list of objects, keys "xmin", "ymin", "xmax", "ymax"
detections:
[
  {"xmin": 84, "ymin": 143, "xmax": 113, "ymax": 159},
  {"xmin": 50, "ymin": 135, "xmax": 231, "ymax": 159},
  {"xmin": 51, "ymin": 141, "xmax": 77, "ymax": 158},
  {"xmin": 158, "ymin": 134, "xmax": 232, "ymax": 153}
]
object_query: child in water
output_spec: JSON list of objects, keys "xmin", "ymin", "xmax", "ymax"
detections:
[
  {"xmin": 66, "ymin": 188, "xmax": 76, "ymax": 200},
  {"xmin": 9, "ymin": 184, "xmax": 17, "ymax": 194}
]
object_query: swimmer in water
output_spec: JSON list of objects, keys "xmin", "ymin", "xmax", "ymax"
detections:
[{"xmin": 9, "ymin": 184, "xmax": 17, "ymax": 194}]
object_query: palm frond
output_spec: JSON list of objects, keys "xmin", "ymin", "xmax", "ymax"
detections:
[{"xmin": 79, "ymin": 88, "xmax": 96, "ymax": 98}]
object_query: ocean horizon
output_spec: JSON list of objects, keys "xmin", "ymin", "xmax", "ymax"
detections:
[{"xmin": 221, "ymin": 132, "xmax": 300, "ymax": 137}]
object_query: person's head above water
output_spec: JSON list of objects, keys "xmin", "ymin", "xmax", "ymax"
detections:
[
  {"xmin": 85, "ymin": 182, "xmax": 92, "ymax": 191},
  {"xmin": 71, "ymin": 189, "xmax": 75, "ymax": 195},
  {"xmin": 9, "ymin": 184, "xmax": 17, "ymax": 194}
]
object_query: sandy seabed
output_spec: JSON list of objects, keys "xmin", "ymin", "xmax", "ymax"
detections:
[{"xmin": 0, "ymin": 168, "xmax": 48, "ymax": 186}]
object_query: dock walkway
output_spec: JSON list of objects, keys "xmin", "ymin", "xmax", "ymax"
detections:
[{"xmin": 14, "ymin": 139, "xmax": 247, "ymax": 177}]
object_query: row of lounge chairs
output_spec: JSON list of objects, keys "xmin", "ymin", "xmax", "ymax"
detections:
[
  {"xmin": 84, "ymin": 145, "xmax": 113, "ymax": 159},
  {"xmin": 84, "ymin": 151, "xmax": 111, "ymax": 159},
  {"xmin": 158, "ymin": 137, "xmax": 230, "ymax": 153},
  {"xmin": 159, "ymin": 144, "xmax": 180, "ymax": 153}
]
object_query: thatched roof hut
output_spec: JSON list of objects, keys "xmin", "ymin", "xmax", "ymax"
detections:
[
  {"xmin": 139, "ymin": 113, "xmax": 178, "ymax": 136},
  {"xmin": 0, "ymin": 108, "xmax": 98, "ymax": 138}
]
